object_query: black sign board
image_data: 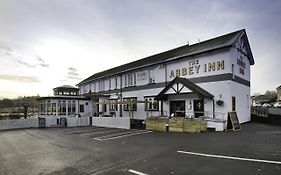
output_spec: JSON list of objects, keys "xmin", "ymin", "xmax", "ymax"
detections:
[{"xmin": 227, "ymin": 112, "xmax": 241, "ymax": 131}]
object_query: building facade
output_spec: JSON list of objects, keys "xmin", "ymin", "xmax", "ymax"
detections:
[
  {"xmin": 78, "ymin": 29, "xmax": 254, "ymax": 125},
  {"xmin": 38, "ymin": 85, "xmax": 92, "ymax": 117}
]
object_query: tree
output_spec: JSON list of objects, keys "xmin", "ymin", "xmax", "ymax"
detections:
[{"xmin": 0, "ymin": 98, "xmax": 14, "ymax": 108}]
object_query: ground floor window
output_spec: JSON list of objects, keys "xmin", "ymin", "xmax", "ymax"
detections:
[
  {"xmin": 144, "ymin": 97, "xmax": 159, "ymax": 111},
  {"xmin": 80, "ymin": 104, "xmax": 84, "ymax": 113},
  {"xmin": 123, "ymin": 97, "xmax": 137, "ymax": 111},
  {"xmin": 109, "ymin": 100, "xmax": 118, "ymax": 111}
]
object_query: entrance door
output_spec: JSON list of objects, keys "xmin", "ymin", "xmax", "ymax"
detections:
[
  {"xmin": 170, "ymin": 100, "xmax": 185, "ymax": 117},
  {"xmin": 194, "ymin": 99, "xmax": 204, "ymax": 118}
]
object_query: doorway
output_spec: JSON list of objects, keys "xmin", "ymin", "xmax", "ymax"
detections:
[
  {"xmin": 170, "ymin": 100, "xmax": 185, "ymax": 117},
  {"xmin": 194, "ymin": 99, "xmax": 204, "ymax": 118}
]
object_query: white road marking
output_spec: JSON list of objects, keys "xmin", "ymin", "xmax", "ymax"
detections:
[
  {"xmin": 93, "ymin": 130, "xmax": 139, "ymax": 140},
  {"xmin": 93, "ymin": 130, "xmax": 152, "ymax": 141},
  {"xmin": 66, "ymin": 127, "xmax": 104, "ymax": 134},
  {"xmin": 128, "ymin": 169, "xmax": 148, "ymax": 175},
  {"xmin": 177, "ymin": 150, "xmax": 281, "ymax": 165},
  {"xmin": 98, "ymin": 131, "xmax": 152, "ymax": 141},
  {"xmin": 79, "ymin": 129, "xmax": 118, "ymax": 136}
]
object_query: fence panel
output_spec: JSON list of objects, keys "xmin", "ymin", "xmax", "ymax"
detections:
[{"xmin": 0, "ymin": 118, "xmax": 39, "ymax": 130}]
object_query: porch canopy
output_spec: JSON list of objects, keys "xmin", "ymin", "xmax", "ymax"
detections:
[
  {"xmin": 155, "ymin": 77, "xmax": 215, "ymax": 118},
  {"xmin": 155, "ymin": 77, "xmax": 214, "ymax": 100}
]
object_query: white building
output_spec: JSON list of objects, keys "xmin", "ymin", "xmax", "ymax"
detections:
[{"xmin": 77, "ymin": 29, "xmax": 254, "ymax": 128}]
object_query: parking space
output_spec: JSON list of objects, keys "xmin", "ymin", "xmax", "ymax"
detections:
[
  {"xmin": 0, "ymin": 122, "xmax": 280, "ymax": 175},
  {"xmin": 58, "ymin": 126, "xmax": 153, "ymax": 141}
]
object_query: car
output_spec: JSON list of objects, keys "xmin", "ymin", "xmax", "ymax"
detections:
[
  {"xmin": 253, "ymin": 103, "xmax": 262, "ymax": 107},
  {"xmin": 273, "ymin": 102, "xmax": 281, "ymax": 108},
  {"xmin": 262, "ymin": 103, "xmax": 271, "ymax": 108}
]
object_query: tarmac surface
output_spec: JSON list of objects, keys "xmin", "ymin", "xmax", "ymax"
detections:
[{"xmin": 0, "ymin": 122, "xmax": 280, "ymax": 175}]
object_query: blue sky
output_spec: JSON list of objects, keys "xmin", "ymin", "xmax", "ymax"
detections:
[{"xmin": 0, "ymin": 0, "xmax": 280, "ymax": 98}]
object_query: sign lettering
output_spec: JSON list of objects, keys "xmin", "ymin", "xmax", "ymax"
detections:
[{"xmin": 170, "ymin": 60, "xmax": 225, "ymax": 78}]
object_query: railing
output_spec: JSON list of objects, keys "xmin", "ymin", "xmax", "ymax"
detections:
[{"xmin": 251, "ymin": 107, "xmax": 269, "ymax": 117}]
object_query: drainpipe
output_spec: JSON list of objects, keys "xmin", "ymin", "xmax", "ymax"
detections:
[
  {"xmin": 164, "ymin": 63, "xmax": 167, "ymax": 86},
  {"xmin": 212, "ymin": 98, "xmax": 215, "ymax": 118},
  {"xmin": 120, "ymin": 74, "xmax": 123, "ymax": 117}
]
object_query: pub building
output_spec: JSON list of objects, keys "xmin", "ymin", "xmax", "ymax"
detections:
[{"xmin": 76, "ymin": 29, "xmax": 254, "ymax": 130}]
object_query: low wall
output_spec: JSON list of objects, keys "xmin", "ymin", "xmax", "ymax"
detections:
[
  {"xmin": 0, "ymin": 118, "xmax": 39, "ymax": 130},
  {"xmin": 67, "ymin": 117, "xmax": 89, "ymax": 127},
  {"xmin": 92, "ymin": 117, "xmax": 130, "ymax": 129},
  {"xmin": 146, "ymin": 118, "xmax": 207, "ymax": 133}
]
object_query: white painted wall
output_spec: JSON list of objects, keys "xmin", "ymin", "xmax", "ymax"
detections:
[{"xmin": 92, "ymin": 117, "xmax": 130, "ymax": 129}]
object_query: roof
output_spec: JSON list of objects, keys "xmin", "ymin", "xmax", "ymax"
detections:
[
  {"xmin": 277, "ymin": 85, "xmax": 281, "ymax": 90},
  {"xmin": 53, "ymin": 85, "xmax": 79, "ymax": 90},
  {"xmin": 155, "ymin": 77, "xmax": 214, "ymax": 100},
  {"xmin": 252, "ymin": 95, "xmax": 272, "ymax": 101},
  {"xmin": 37, "ymin": 95, "xmax": 90, "ymax": 101},
  {"xmin": 78, "ymin": 29, "xmax": 254, "ymax": 85}
]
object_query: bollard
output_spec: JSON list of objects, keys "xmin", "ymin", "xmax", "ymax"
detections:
[{"xmin": 165, "ymin": 123, "xmax": 169, "ymax": 132}]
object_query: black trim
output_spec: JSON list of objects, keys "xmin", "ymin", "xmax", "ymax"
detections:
[
  {"xmin": 155, "ymin": 77, "xmax": 214, "ymax": 100},
  {"xmin": 233, "ymin": 75, "xmax": 250, "ymax": 86},
  {"xmin": 85, "ymin": 73, "xmax": 250, "ymax": 96}
]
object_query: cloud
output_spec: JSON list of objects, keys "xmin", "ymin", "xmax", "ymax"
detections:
[
  {"xmin": 0, "ymin": 46, "xmax": 50, "ymax": 68},
  {"xmin": 0, "ymin": 74, "xmax": 40, "ymax": 83},
  {"xmin": 66, "ymin": 67, "xmax": 82, "ymax": 80}
]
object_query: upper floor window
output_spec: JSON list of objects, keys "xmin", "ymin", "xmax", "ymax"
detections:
[
  {"xmin": 125, "ymin": 73, "xmax": 136, "ymax": 87},
  {"xmin": 123, "ymin": 97, "xmax": 137, "ymax": 111},
  {"xmin": 144, "ymin": 97, "xmax": 159, "ymax": 111},
  {"xmin": 109, "ymin": 79, "xmax": 111, "ymax": 90},
  {"xmin": 115, "ymin": 77, "xmax": 118, "ymax": 89}
]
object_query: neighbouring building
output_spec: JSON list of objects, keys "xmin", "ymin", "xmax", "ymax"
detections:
[
  {"xmin": 251, "ymin": 95, "xmax": 272, "ymax": 106},
  {"xmin": 277, "ymin": 85, "xmax": 281, "ymax": 101},
  {"xmin": 77, "ymin": 29, "xmax": 255, "ymax": 128},
  {"xmin": 37, "ymin": 85, "xmax": 92, "ymax": 117}
]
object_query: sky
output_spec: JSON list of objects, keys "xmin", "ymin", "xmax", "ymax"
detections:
[{"xmin": 0, "ymin": 0, "xmax": 280, "ymax": 99}]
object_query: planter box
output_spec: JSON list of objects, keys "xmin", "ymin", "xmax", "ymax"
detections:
[{"xmin": 146, "ymin": 118, "xmax": 167, "ymax": 132}]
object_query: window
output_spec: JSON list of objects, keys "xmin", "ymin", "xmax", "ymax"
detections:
[
  {"xmin": 80, "ymin": 104, "xmax": 84, "ymax": 113},
  {"xmin": 62, "ymin": 101, "xmax": 66, "ymax": 114},
  {"xmin": 125, "ymin": 74, "xmax": 136, "ymax": 87},
  {"xmin": 115, "ymin": 77, "xmax": 118, "ymax": 89},
  {"xmin": 125, "ymin": 75, "xmax": 127, "ymax": 87},
  {"xmin": 102, "ymin": 104, "xmax": 107, "ymax": 112},
  {"xmin": 109, "ymin": 79, "xmax": 111, "ymax": 90},
  {"xmin": 123, "ymin": 98, "xmax": 137, "ymax": 111},
  {"xmin": 144, "ymin": 97, "xmax": 159, "ymax": 111},
  {"xmin": 109, "ymin": 100, "xmax": 118, "ymax": 111},
  {"xmin": 134, "ymin": 73, "xmax": 136, "ymax": 85},
  {"xmin": 72, "ymin": 101, "xmax": 76, "ymax": 114},
  {"xmin": 232, "ymin": 96, "xmax": 236, "ymax": 111},
  {"xmin": 67, "ymin": 101, "xmax": 71, "ymax": 114}
]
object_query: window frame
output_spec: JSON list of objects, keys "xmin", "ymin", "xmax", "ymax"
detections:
[
  {"xmin": 123, "ymin": 97, "xmax": 137, "ymax": 111},
  {"xmin": 144, "ymin": 96, "xmax": 159, "ymax": 111}
]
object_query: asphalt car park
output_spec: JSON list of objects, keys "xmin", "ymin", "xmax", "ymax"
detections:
[{"xmin": 0, "ymin": 122, "xmax": 280, "ymax": 175}]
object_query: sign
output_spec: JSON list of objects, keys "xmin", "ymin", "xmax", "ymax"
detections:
[
  {"xmin": 227, "ymin": 112, "xmax": 241, "ymax": 131},
  {"xmin": 136, "ymin": 71, "xmax": 148, "ymax": 81},
  {"xmin": 170, "ymin": 59, "xmax": 225, "ymax": 78}
]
